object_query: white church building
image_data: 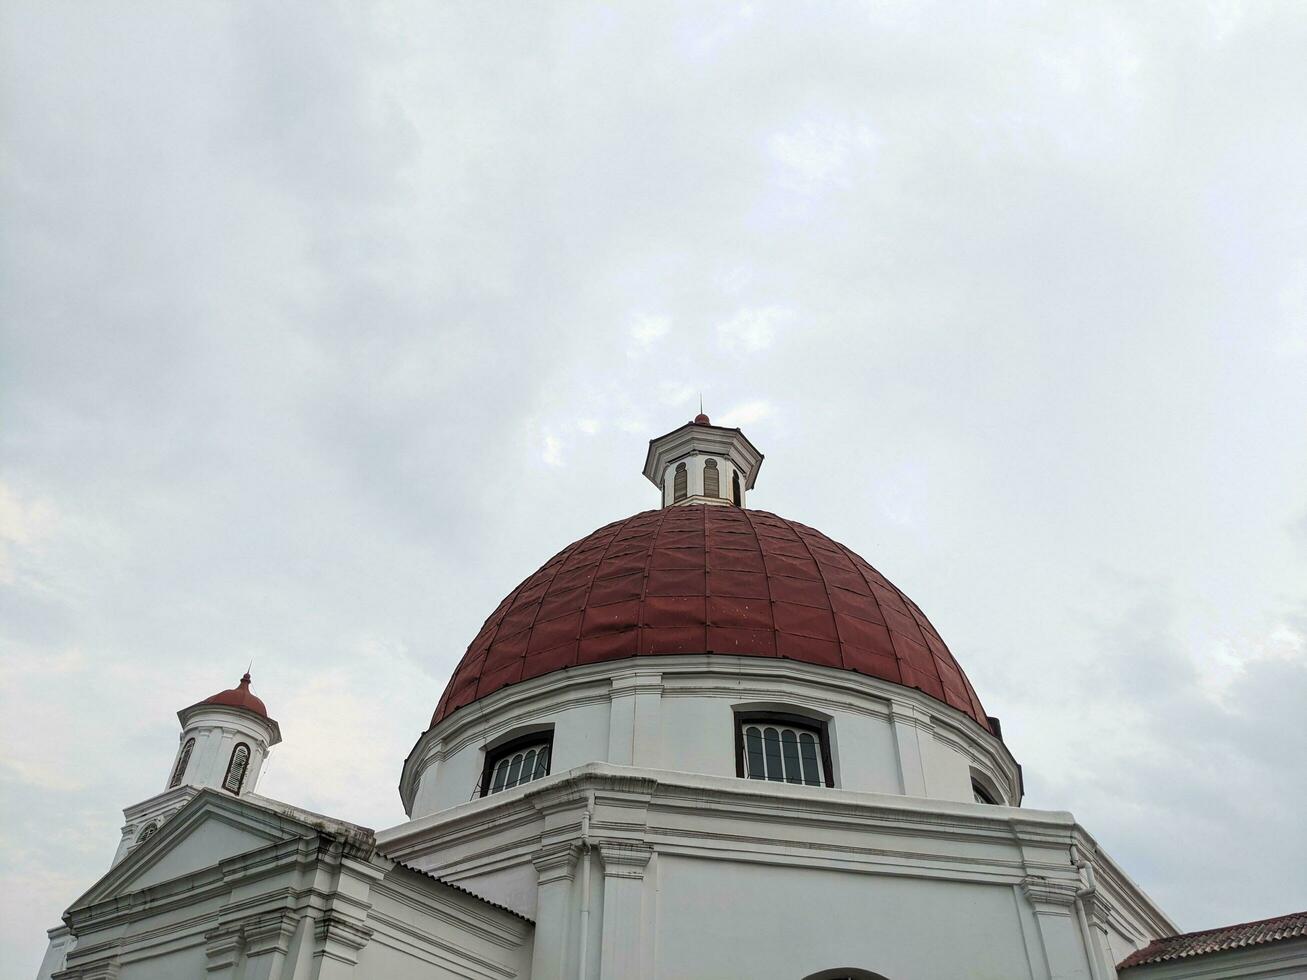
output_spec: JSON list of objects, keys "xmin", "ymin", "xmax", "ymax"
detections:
[{"xmin": 37, "ymin": 416, "xmax": 1307, "ymax": 979}]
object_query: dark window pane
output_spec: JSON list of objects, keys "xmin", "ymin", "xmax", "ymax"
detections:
[
  {"xmin": 745, "ymin": 726, "xmax": 765, "ymax": 779},
  {"xmin": 763, "ymin": 727, "xmax": 783, "ymax": 781},
  {"xmin": 491, "ymin": 759, "xmax": 509, "ymax": 793},
  {"xmin": 799, "ymin": 732, "xmax": 821, "ymax": 785},
  {"xmin": 536, "ymin": 745, "xmax": 551, "ymax": 778},
  {"xmin": 521, "ymin": 749, "xmax": 537, "ymax": 784},
  {"xmin": 780, "ymin": 729, "xmax": 802, "ymax": 783},
  {"xmin": 506, "ymin": 752, "xmax": 524, "ymax": 789}
]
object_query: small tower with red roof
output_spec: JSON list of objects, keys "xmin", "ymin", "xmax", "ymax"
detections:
[{"xmin": 109, "ymin": 672, "xmax": 281, "ymax": 866}]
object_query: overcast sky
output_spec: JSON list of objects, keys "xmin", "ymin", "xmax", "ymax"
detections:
[{"xmin": 3, "ymin": 2, "xmax": 1306, "ymax": 975}]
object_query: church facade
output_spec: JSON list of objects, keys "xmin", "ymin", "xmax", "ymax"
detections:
[{"xmin": 36, "ymin": 417, "xmax": 1306, "ymax": 979}]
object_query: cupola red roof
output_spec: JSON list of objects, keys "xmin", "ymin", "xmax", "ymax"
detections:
[
  {"xmin": 433, "ymin": 505, "xmax": 992, "ymax": 733},
  {"xmin": 195, "ymin": 672, "xmax": 270, "ymax": 719}
]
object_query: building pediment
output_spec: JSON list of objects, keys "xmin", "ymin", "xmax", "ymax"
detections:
[{"xmin": 67, "ymin": 789, "xmax": 373, "ymax": 918}]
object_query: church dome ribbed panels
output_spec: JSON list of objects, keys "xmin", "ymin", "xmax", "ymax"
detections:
[{"xmin": 432, "ymin": 505, "xmax": 991, "ymax": 733}]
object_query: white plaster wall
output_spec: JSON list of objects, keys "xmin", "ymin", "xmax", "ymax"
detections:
[
  {"xmin": 404, "ymin": 657, "xmax": 1019, "ymax": 819},
  {"xmin": 358, "ymin": 876, "xmax": 534, "ymax": 980},
  {"xmin": 380, "ymin": 765, "xmax": 1172, "ymax": 980},
  {"xmin": 654, "ymin": 857, "xmax": 1038, "ymax": 980}
]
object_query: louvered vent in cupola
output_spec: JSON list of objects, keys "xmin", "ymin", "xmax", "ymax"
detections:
[
  {"xmin": 704, "ymin": 458, "xmax": 720, "ymax": 497},
  {"xmin": 169, "ymin": 738, "xmax": 195, "ymax": 788},
  {"xmin": 223, "ymin": 743, "xmax": 251, "ymax": 794}
]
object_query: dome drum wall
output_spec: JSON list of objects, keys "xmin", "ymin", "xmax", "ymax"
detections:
[{"xmin": 402, "ymin": 655, "xmax": 1020, "ymax": 819}]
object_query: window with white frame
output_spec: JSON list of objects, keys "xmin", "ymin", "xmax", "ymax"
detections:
[
  {"xmin": 736, "ymin": 714, "xmax": 831, "ymax": 787},
  {"xmin": 481, "ymin": 734, "xmax": 552, "ymax": 797}
]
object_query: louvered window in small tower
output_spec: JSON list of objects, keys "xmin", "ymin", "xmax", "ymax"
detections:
[
  {"xmin": 732, "ymin": 471, "xmax": 742, "ymax": 506},
  {"xmin": 703, "ymin": 459, "xmax": 720, "ymax": 497},
  {"xmin": 223, "ymin": 743, "xmax": 251, "ymax": 794},
  {"xmin": 673, "ymin": 462, "xmax": 687, "ymax": 501},
  {"xmin": 169, "ymin": 738, "xmax": 195, "ymax": 788}
]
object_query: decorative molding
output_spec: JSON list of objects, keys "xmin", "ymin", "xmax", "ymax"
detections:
[
  {"xmin": 52, "ymin": 958, "xmax": 120, "ymax": 980},
  {"xmin": 242, "ymin": 910, "xmax": 301, "ymax": 958},
  {"xmin": 598, "ymin": 841, "xmax": 654, "ymax": 879},
  {"xmin": 204, "ymin": 922, "xmax": 245, "ymax": 973},
  {"xmin": 1021, "ymin": 876, "xmax": 1080, "ymax": 916},
  {"xmin": 532, "ymin": 843, "xmax": 580, "ymax": 885}
]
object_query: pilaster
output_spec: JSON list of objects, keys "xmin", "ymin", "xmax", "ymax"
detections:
[
  {"xmin": 311, "ymin": 911, "xmax": 374, "ymax": 980},
  {"xmin": 889, "ymin": 700, "xmax": 931, "ymax": 797},
  {"xmin": 1022, "ymin": 876, "xmax": 1093, "ymax": 980},
  {"xmin": 531, "ymin": 843, "xmax": 581, "ymax": 980},
  {"xmin": 598, "ymin": 842, "xmax": 654, "ymax": 980}
]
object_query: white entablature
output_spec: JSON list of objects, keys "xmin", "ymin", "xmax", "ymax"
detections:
[{"xmin": 642, "ymin": 412, "xmax": 764, "ymax": 508}]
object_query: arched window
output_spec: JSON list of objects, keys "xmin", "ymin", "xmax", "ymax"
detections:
[
  {"xmin": 136, "ymin": 822, "xmax": 159, "ymax": 846},
  {"xmin": 735, "ymin": 714, "xmax": 832, "ymax": 787},
  {"xmin": 703, "ymin": 458, "xmax": 720, "ymax": 497},
  {"xmin": 481, "ymin": 733, "xmax": 552, "ymax": 796},
  {"xmin": 169, "ymin": 738, "xmax": 195, "ymax": 788},
  {"xmin": 673, "ymin": 462, "xmax": 688, "ymax": 502},
  {"xmin": 732, "ymin": 471, "xmax": 742, "ymax": 506},
  {"xmin": 223, "ymin": 743, "xmax": 251, "ymax": 795},
  {"xmin": 970, "ymin": 767, "xmax": 1005, "ymax": 805}
]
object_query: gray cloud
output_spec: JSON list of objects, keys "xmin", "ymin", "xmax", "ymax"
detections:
[{"xmin": 3, "ymin": 2, "xmax": 1307, "ymax": 975}]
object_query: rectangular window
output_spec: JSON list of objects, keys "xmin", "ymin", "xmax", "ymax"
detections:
[
  {"xmin": 480, "ymin": 734, "xmax": 553, "ymax": 797},
  {"xmin": 734, "ymin": 714, "xmax": 833, "ymax": 787}
]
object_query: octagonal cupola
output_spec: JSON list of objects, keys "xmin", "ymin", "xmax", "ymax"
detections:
[
  {"xmin": 171, "ymin": 672, "xmax": 281, "ymax": 797},
  {"xmin": 642, "ymin": 412, "xmax": 764, "ymax": 507}
]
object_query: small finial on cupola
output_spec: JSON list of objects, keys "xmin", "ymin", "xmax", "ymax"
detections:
[{"xmin": 643, "ymin": 410, "xmax": 764, "ymax": 508}]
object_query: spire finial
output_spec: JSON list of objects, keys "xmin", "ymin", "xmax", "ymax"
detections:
[
  {"xmin": 693, "ymin": 394, "xmax": 710, "ymax": 426},
  {"xmin": 242, "ymin": 659, "xmax": 253, "ymax": 685}
]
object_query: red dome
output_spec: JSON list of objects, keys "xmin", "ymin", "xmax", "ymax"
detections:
[
  {"xmin": 433, "ymin": 506, "xmax": 992, "ymax": 733},
  {"xmin": 196, "ymin": 672, "xmax": 269, "ymax": 719}
]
